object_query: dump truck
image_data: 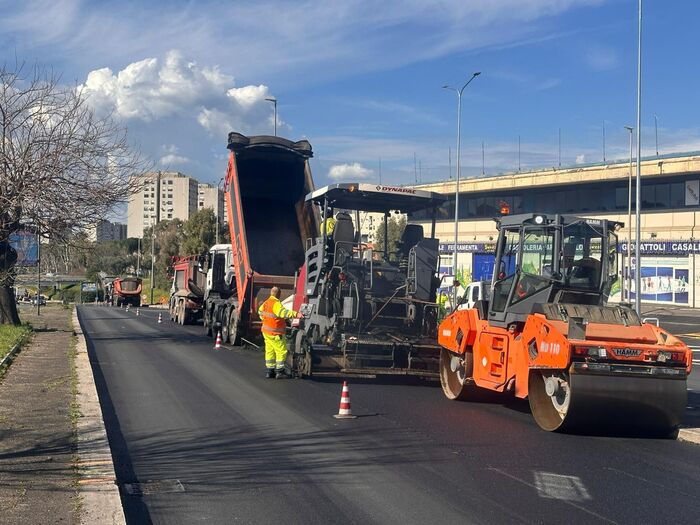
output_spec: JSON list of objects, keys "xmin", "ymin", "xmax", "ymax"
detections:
[
  {"xmin": 168, "ymin": 256, "xmax": 206, "ymax": 325},
  {"xmin": 287, "ymin": 183, "xmax": 446, "ymax": 378},
  {"xmin": 208, "ymin": 133, "xmax": 317, "ymax": 345},
  {"xmin": 438, "ymin": 213, "xmax": 692, "ymax": 435},
  {"xmin": 112, "ymin": 276, "xmax": 142, "ymax": 307}
]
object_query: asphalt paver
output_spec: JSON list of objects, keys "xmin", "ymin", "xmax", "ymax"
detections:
[{"xmin": 79, "ymin": 304, "xmax": 700, "ymax": 525}]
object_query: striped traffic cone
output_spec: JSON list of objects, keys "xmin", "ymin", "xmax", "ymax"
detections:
[
  {"xmin": 136, "ymin": 308, "xmax": 140, "ymax": 316},
  {"xmin": 214, "ymin": 331, "xmax": 222, "ymax": 351},
  {"xmin": 333, "ymin": 381, "xmax": 357, "ymax": 419},
  {"xmin": 157, "ymin": 312, "xmax": 162, "ymax": 324}
]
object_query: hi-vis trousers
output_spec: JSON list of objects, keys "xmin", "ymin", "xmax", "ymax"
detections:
[{"xmin": 263, "ymin": 333, "xmax": 287, "ymax": 371}]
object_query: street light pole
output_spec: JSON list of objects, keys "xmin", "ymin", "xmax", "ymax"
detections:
[
  {"xmin": 654, "ymin": 114, "xmax": 659, "ymax": 156},
  {"xmin": 216, "ymin": 177, "xmax": 224, "ymax": 245},
  {"xmin": 624, "ymin": 125, "xmax": 634, "ymax": 302},
  {"xmin": 635, "ymin": 0, "xmax": 643, "ymax": 314},
  {"xmin": 150, "ymin": 228, "xmax": 155, "ymax": 305},
  {"xmin": 265, "ymin": 97, "xmax": 277, "ymax": 136},
  {"xmin": 443, "ymin": 71, "xmax": 481, "ymax": 308}
]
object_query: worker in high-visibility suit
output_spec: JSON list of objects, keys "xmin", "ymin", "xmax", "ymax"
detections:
[
  {"xmin": 319, "ymin": 211, "xmax": 336, "ymax": 238},
  {"xmin": 258, "ymin": 286, "xmax": 301, "ymax": 379}
]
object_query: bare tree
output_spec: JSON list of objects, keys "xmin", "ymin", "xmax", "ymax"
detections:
[{"xmin": 0, "ymin": 62, "xmax": 149, "ymax": 324}]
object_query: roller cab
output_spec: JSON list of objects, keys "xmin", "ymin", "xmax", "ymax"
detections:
[{"xmin": 438, "ymin": 213, "xmax": 692, "ymax": 434}]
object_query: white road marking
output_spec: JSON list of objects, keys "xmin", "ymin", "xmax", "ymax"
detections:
[
  {"xmin": 488, "ymin": 468, "xmax": 616, "ymax": 524},
  {"xmin": 533, "ymin": 471, "xmax": 591, "ymax": 502}
]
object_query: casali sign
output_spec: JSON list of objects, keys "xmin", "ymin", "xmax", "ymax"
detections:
[{"xmin": 618, "ymin": 241, "xmax": 700, "ymax": 255}]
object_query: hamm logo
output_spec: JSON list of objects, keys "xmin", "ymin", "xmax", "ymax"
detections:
[
  {"xmin": 613, "ymin": 347, "xmax": 642, "ymax": 357},
  {"xmin": 375, "ymin": 185, "xmax": 417, "ymax": 195}
]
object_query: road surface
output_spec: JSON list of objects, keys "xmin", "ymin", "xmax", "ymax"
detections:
[{"xmin": 78, "ymin": 305, "xmax": 700, "ymax": 525}]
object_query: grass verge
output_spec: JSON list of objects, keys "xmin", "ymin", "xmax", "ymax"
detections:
[
  {"xmin": 0, "ymin": 324, "xmax": 31, "ymax": 377},
  {"xmin": 69, "ymin": 329, "xmax": 84, "ymax": 520}
]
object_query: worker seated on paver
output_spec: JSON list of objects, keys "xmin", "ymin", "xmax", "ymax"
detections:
[
  {"xmin": 257, "ymin": 286, "xmax": 302, "ymax": 379},
  {"xmin": 319, "ymin": 209, "xmax": 336, "ymax": 238}
]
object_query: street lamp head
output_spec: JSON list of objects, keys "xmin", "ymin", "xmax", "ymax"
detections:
[
  {"xmin": 624, "ymin": 125, "xmax": 634, "ymax": 132},
  {"xmin": 473, "ymin": 72, "xmax": 481, "ymax": 77},
  {"xmin": 265, "ymin": 97, "xmax": 276, "ymax": 102}
]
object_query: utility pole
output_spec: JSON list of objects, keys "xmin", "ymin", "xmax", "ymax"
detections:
[
  {"xmin": 654, "ymin": 114, "xmax": 659, "ymax": 156},
  {"xmin": 36, "ymin": 226, "xmax": 41, "ymax": 316},
  {"xmin": 413, "ymin": 153, "xmax": 417, "ymax": 184},
  {"xmin": 418, "ymin": 160, "xmax": 422, "ymax": 183},
  {"xmin": 265, "ymin": 97, "xmax": 278, "ymax": 136},
  {"xmin": 136, "ymin": 237, "xmax": 141, "ymax": 276},
  {"xmin": 634, "ymin": 0, "xmax": 643, "ymax": 314},
  {"xmin": 443, "ymin": 71, "xmax": 481, "ymax": 308},
  {"xmin": 624, "ymin": 125, "xmax": 634, "ymax": 302},
  {"xmin": 449, "ymin": 147, "xmax": 452, "ymax": 180},
  {"xmin": 150, "ymin": 228, "xmax": 155, "ymax": 305},
  {"xmin": 602, "ymin": 120, "xmax": 606, "ymax": 162},
  {"xmin": 558, "ymin": 128, "xmax": 562, "ymax": 168},
  {"xmin": 481, "ymin": 141, "xmax": 485, "ymax": 176},
  {"xmin": 518, "ymin": 135, "xmax": 521, "ymax": 172}
]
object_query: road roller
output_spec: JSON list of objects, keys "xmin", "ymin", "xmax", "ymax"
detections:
[{"xmin": 438, "ymin": 213, "xmax": 692, "ymax": 434}]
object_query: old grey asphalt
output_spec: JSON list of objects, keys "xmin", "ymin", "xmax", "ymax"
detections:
[{"xmin": 77, "ymin": 305, "xmax": 700, "ymax": 525}]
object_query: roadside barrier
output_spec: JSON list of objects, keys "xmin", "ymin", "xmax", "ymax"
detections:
[{"xmin": 333, "ymin": 381, "xmax": 357, "ymax": 419}]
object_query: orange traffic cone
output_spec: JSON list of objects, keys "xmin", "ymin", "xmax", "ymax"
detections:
[
  {"xmin": 157, "ymin": 312, "xmax": 162, "ymax": 324},
  {"xmin": 214, "ymin": 331, "xmax": 222, "ymax": 351},
  {"xmin": 333, "ymin": 381, "xmax": 357, "ymax": 419}
]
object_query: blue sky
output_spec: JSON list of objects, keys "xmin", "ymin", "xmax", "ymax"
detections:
[{"xmin": 1, "ymin": 0, "xmax": 698, "ymax": 189}]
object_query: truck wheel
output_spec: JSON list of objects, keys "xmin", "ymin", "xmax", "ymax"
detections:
[
  {"xmin": 204, "ymin": 309, "xmax": 212, "ymax": 337},
  {"xmin": 439, "ymin": 348, "xmax": 473, "ymax": 401},
  {"xmin": 228, "ymin": 311, "xmax": 241, "ymax": 346},
  {"xmin": 178, "ymin": 302, "xmax": 186, "ymax": 325},
  {"xmin": 221, "ymin": 308, "xmax": 231, "ymax": 343}
]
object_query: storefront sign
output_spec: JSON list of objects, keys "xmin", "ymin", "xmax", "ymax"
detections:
[
  {"xmin": 439, "ymin": 242, "xmax": 496, "ymax": 253},
  {"xmin": 618, "ymin": 241, "xmax": 700, "ymax": 255}
]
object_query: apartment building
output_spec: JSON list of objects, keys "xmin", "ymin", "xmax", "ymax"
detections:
[
  {"xmin": 197, "ymin": 183, "xmax": 225, "ymax": 224},
  {"xmin": 127, "ymin": 171, "xmax": 199, "ymax": 238},
  {"xmin": 88, "ymin": 220, "xmax": 127, "ymax": 242}
]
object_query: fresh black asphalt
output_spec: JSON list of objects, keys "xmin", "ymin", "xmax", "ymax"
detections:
[{"xmin": 77, "ymin": 305, "xmax": 700, "ymax": 525}]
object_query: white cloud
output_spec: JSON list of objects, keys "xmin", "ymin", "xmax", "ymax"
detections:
[
  {"xmin": 1, "ymin": 1, "xmax": 606, "ymax": 85},
  {"xmin": 584, "ymin": 45, "xmax": 619, "ymax": 71},
  {"xmin": 328, "ymin": 162, "xmax": 374, "ymax": 181},
  {"xmin": 576, "ymin": 154, "xmax": 586, "ymax": 164},
  {"xmin": 79, "ymin": 50, "xmax": 274, "ymax": 135},
  {"xmin": 160, "ymin": 154, "xmax": 189, "ymax": 166}
]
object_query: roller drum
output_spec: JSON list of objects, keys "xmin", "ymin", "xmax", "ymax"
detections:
[{"xmin": 529, "ymin": 366, "xmax": 687, "ymax": 434}]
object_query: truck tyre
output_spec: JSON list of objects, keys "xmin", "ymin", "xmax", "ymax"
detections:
[
  {"xmin": 204, "ymin": 308, "xmax": 212, "ymax": 337},
  {"xmin": 221, "ymin": 308, "xmax": 231, "ymax": 343},
  {"xmin": 178, "ymin": 301, "xmax": 186, "ymax": 325},
  {"xmin": 228, "ymin": 311, "xmax": 241, "ymax": 346}
]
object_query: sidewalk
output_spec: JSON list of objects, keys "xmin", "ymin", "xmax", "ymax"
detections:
[{"xmin": 0, "ymin": 305, "xmax": 78, "ymax": 524}]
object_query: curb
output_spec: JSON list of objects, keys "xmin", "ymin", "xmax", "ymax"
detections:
[
  {"xmin": 0, "ymin": 329, "xmax": 31, "ymax": 370},
  {"xmin": 72, "ymin": 308, "xmax": 126, "ymax": 525},
  {"xmin": 678, "ymin": 428, "xmax": 700, "ymax": 445}
]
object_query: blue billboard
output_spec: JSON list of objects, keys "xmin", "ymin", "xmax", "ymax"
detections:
[{"xmin": 9, "ymin": 231, "xmax": 39, "ymax": 266}]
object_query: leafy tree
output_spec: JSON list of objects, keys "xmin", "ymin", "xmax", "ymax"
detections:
[
  {"xmin": 374, "ymin": 215, "xmax": 407, "ymax": 261},
  {"xmin": 181, "ymin": 208, "xmax": 216, "ymax": 255},
  {"xmin": 85, "ymin": 239, "xmax": 138, "ymax": 281}
]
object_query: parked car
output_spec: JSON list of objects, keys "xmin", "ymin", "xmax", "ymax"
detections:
[{"xmin": 31, "ymin": 295, "xmax": 47, "ymax": 306}]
